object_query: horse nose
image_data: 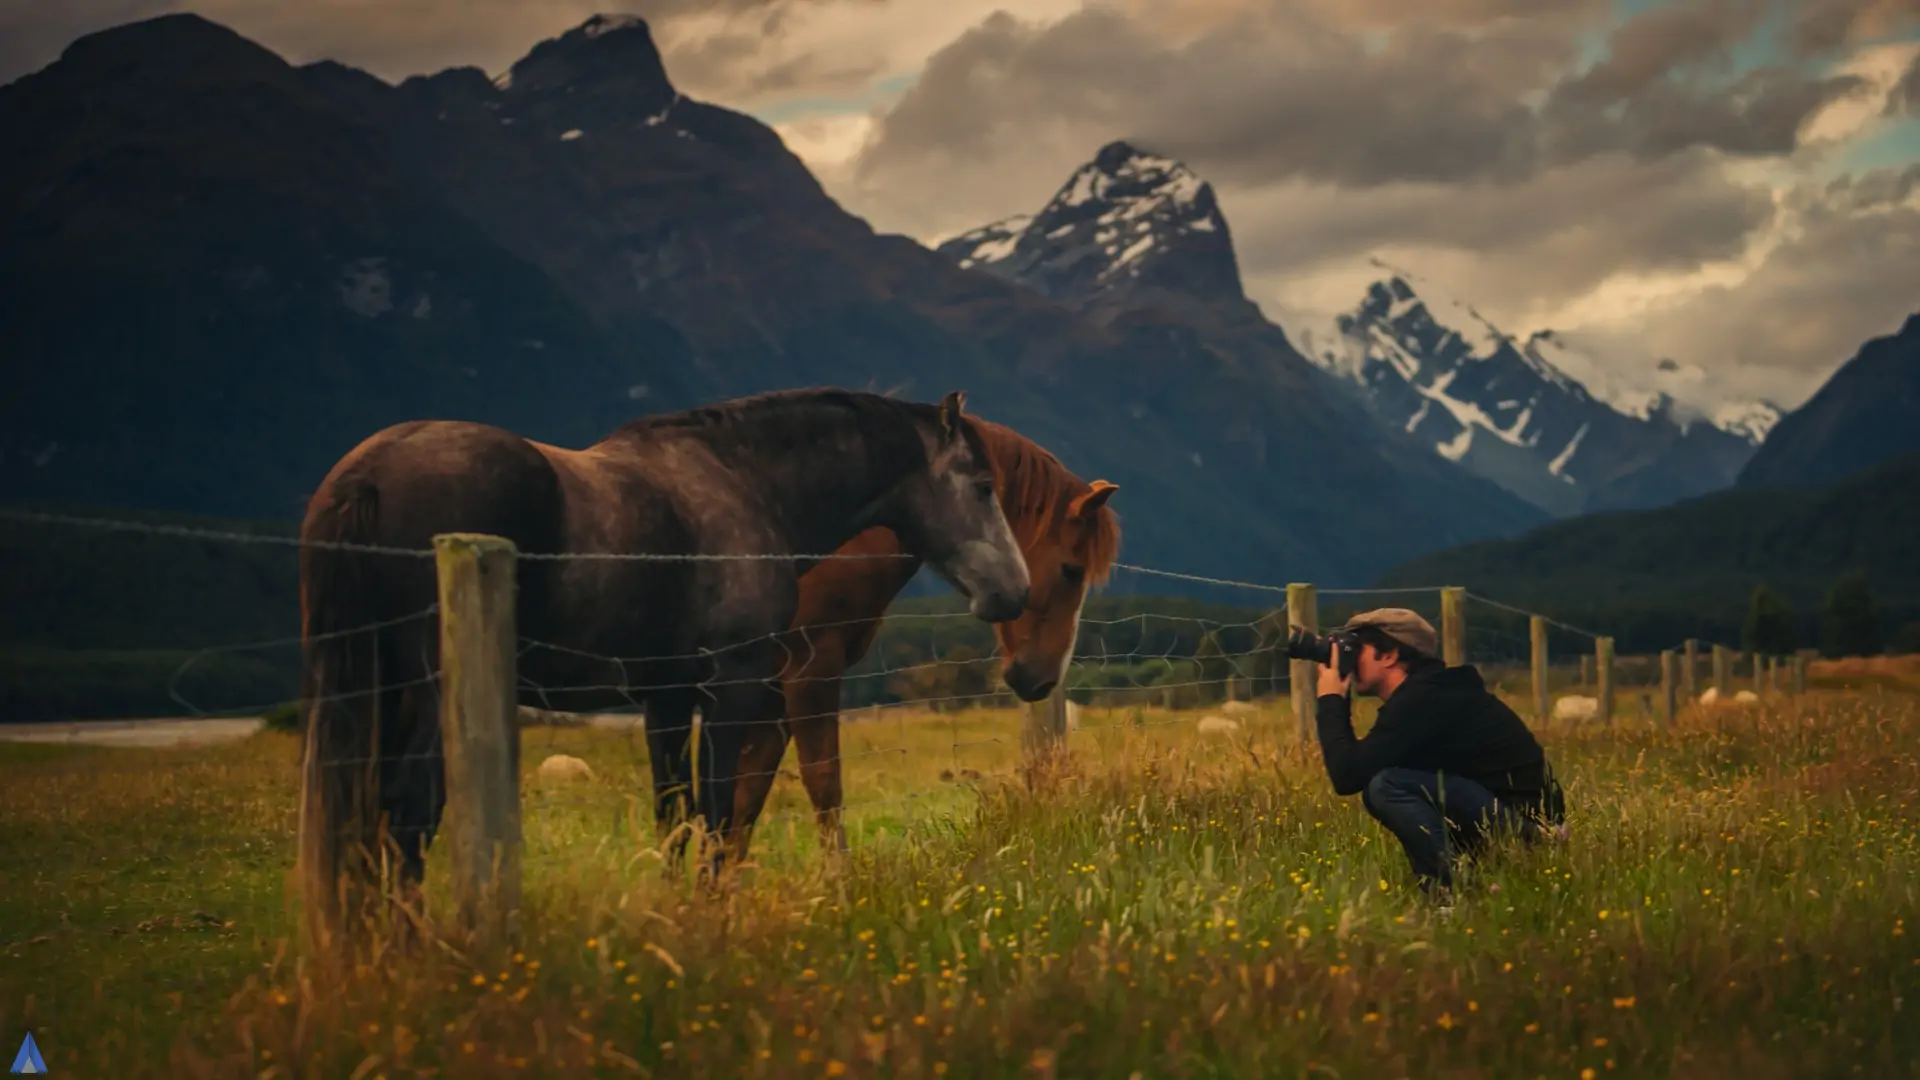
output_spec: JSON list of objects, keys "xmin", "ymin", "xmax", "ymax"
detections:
[{"xmin": 1003, "ymin": 660, "xmax": 1056, "ymax": 702}]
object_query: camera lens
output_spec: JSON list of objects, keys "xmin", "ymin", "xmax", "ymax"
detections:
[{"xmin": 1284, "ymin": 627, "xmax": 1333, "ymax": 665}]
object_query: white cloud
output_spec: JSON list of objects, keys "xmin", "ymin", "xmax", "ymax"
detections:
[
  {"xmin": 774, "ymin": 112, "xmax": 876, "ymax": 172},
  {"xmin": 1798, "ymin": 39, "xmax": 1920, "ymax": 147}
]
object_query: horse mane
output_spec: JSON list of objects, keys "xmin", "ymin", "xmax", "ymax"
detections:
[
  {"xmin": 970, "ymin": 417, "xmax": 1122, "ymax": 585},
  {"xmin": 611, "ymin": 387, "xmax": 941, "ymax": 469}
]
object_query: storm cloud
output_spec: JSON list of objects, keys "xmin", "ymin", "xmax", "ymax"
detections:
[
  {"xmin": 5, "ymin": 0, "xmax": 1916, "ymax": 408},
  {"xmin": 826, "ymin": 0, "xmax": 1920, "ymax": 405}
]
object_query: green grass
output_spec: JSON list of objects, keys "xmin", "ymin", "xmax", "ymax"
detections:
[{"xmin": 2, "ymin": 684, "xmax": 1917, "ymax": 1078}]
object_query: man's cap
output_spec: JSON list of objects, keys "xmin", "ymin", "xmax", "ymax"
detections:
[{"xmin": 1337, "ymin": 607, "xmax": 1438, "ymax": 657}]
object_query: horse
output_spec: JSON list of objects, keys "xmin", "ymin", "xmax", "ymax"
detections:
[
  {"xmin": 294, "ymin": 387, "xmax": 1030, "ymax": 950},
  {"xmin": 724, "ymin": 417, "xmax": 1121, "ymax": 860}
]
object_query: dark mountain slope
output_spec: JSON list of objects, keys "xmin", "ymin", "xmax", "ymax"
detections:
[
  {"xmin": 1737, "ymin": 313, "xmax": 1920, "ymax": 490},
  {"xmin": 0, "ymin": 14, "xmax": 687, "ymax": 518},
  {"xmin": 1374, "ymin": 451, "xmax": 1920, "ymax": 652}
]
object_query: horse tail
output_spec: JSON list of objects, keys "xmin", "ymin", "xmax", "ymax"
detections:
[{"xmin": 295, "ymin": 473, "xmax": 388, "ymax": 959}]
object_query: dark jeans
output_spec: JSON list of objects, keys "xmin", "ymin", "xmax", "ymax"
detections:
[{"xmin": 1362, "ymin": 767, "xmax": 1536, "ymax": 893}]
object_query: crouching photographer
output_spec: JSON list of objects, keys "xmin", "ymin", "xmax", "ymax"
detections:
[{"xmin": 1293, "ymin": 608, "xmax": 1566, "ymax": 903}]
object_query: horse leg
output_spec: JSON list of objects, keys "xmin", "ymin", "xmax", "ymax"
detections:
[
  {"xmin": 787, "ymin": 673, "xmax": 850, "ymax": 856},
  {"xmin": 376, "ymin": 678, "xmax": 443, "ymax": 945},
  {"xmin": 726, "ymin": 715, "xmax": 791, "ymax": 866},
  {"xmin": 643, "ymin": 689, "xmax": 698, "ymax": 871},
  {"xmin": 695, "ymin": 650, "xmax": 786, "ymax": 888}
]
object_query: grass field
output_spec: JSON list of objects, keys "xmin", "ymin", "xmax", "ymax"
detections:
[{"xmin": 2, "ymin": 665, "xmax": 1917, "ymax": 1078}]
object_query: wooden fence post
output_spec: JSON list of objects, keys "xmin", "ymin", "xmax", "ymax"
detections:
[
  {"xmin": 1682, "ymin": 639, "xmax": 1698, "ymax": 702},
  {"xmin": 1791, "ymin": 651, "xmax": 1808, "ymax": 694},
  {"xmin": 1287, "ymin": 583, "xmax": 1318, "ymax": 744},
  {"xmin": 1712, "ymin": 644, "xmax": 1731, "ymax": 698},
  {"xmin": 1440, "ymin": 586, "xmax": 1467, "ymax": 667},
  {"xmin": 1024, "ymin": 685, "xmax": 1069, "ymax": 759},
  {"xmin": 1579, "ymin": 654, "xmax": 1592, "ymax": 689},
  {"xmin": 1596, "ymin": 636, "xmax": 1615, "ymax": 726},
  {"xmin": 433, "ymin": 532, "xmax": 524, "ymax": 948},
  {"xmin": 1751, "ymin": 652, "xmax": 1764, "ymax": 695},
  {"xmin": 1530, "ymin": 615, "xmax": 1550, "ymax": 725},
  {"xmin": 1659, "ymin": 649, "xmax": 1677, "ymax": 728}
]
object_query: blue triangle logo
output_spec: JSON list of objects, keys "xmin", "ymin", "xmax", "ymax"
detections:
[{"xmin": 9, "ymin": 1032, "xmax": 46, "ymax": 1074}]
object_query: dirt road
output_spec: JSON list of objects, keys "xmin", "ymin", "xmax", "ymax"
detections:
[{"xmin": 0, "ymin": 717, "xmax": 265, "ymax": 747}]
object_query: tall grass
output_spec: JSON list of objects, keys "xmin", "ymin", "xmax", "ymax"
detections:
[{"xmin": 2, "ymin": 682, "xmax": 1916, "ymax": 1078}]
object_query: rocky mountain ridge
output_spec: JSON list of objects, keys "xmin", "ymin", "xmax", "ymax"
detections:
[
  {"xmin": 1736, "ymin": 312, "xmax": 1920, "ymax": 490},
  {"xmin": 940, "ymin": 144, "xmax": 1778, "ymax": 518},
  {"xmin": 0, "ymin": 14, "xmax": 1547, "ymax": 587}
]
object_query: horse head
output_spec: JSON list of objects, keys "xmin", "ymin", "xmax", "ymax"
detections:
[
  {"xmin": 995, "ymin": 479, "xmax": 1119, "ymax": 701},
  {"xmin": 889, "ymin": 390, "xmax": 1031, "ymax": 624}
]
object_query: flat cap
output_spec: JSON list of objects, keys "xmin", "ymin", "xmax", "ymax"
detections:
[{"xmin": 1337, "ymin": 607, "xmax": 1438, "ymax": 658}]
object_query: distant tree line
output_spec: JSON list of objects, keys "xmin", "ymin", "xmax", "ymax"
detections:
[
  {"xmin": 8, "ymin": 499, "xmax": 1920, "ymax": 722},
  {"xmin": 1742, "ymin": 571, "xmax": 1911, "ymax": 658}
]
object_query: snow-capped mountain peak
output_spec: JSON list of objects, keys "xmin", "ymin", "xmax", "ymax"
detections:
[
  {"xmin": 936, "ymin": 140, "xmax": 1241, "ymax": 310},
  {"xmin": 946, "ymin": 214, "xmax": 1030, "ymax": 271},
  {"xmin": 1522, "ymin": 328, "xmax": 1780, "ymax": 438},
  {"xmin": 1283, "ymin": 266, "xmax": 1778, "ymax": 516},
  {"xmin": 1359, "ymin": 260, "xmax": 1513, "ymax": 365},
  {"xmin": 1054, "ymin": 141, "xmax": 1209, "ymax": 218}
]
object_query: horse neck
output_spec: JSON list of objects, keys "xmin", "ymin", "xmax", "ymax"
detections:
[{"xmin": 727, "ymin": 403, "xmax": 935, "ymax": 555}]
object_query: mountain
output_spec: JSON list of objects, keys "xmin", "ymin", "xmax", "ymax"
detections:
[
  {"xmin": 1284, "ymin": 263, "xmax": 1781, "ymax": 517},
  {"xmin": 0, "ymin": 20, "xmax": 1548, "ymax": 590},
  {"xmin": 938, "ymin": 149, "xmax": 1777, "ymax": 521},
  {"xmin": 927, "ymin": 139, "xmax": 1552, "ymax": 554},
  {"xmin": 939, "ymin": 140, "xmax": 1244, "ymax": 326},
  {"xmin": 1371, "ymin": 449, "xmax": 1920, "ymax": 655},
  {"xmin": 1736, "ymin": 312, "xmax": 1920, "ymax": 490},
  {"xmin": 0, "ymin": 14, "xmax": 687, "ymax": 519}
]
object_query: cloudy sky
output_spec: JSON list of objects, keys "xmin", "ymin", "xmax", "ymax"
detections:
[{"xmin": 5, "ymin": 0, "xmax": 1918, "ymax": 409}]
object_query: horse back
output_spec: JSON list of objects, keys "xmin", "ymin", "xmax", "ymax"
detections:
[
  {"xmin": 531, "ymin": 436, "xmax": 799, "ymax": 677},
  {"xmin": 306, "ymin": 419, "xmax": 566, "ymax": 596}
]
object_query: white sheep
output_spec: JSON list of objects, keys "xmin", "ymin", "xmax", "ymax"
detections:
[
  {"xmin": 1196, "ymin": 715, "xmax": 1242, "ymax": 735},
  {"xmin": 1552, "ymin": 695, "xmax": 1599, "ymax": 722},
  {"xmin": 535, "ymin": 753, "xmax": 596, "ymax": 783}
]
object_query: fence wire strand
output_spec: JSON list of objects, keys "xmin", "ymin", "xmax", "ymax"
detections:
[{"xmin": 3, "ymin": 506, "xmax": 1793, "ymax": 860}]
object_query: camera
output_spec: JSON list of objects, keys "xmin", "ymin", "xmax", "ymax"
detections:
[{"xmin": 1285, "ymin": 627, "xmax": 1362, "ymax": 679}]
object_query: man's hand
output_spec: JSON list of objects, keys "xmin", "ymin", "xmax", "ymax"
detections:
[{"xmin": 1316, "ymin": 655, "xmax": 1350, "ymax": 697}]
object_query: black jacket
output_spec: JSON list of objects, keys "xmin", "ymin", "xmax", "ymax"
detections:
[{"xmin": 1315, "ymin": 662, "xmax": 1562, "ymax": 819}]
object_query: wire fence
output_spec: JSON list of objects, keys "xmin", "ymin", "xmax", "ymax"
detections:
[{"xmin": 1, "ymin": 507, "xmax": 1817, "ymax": 861}]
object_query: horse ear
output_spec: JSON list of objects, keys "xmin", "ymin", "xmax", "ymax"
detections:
[
  {"xmin": 938, "ymin": 390, "xmax": 968, "ymax": 444},
  {"xmin": 1069, "ymin": 479, "xmax": 1119, "ymax": 519}
]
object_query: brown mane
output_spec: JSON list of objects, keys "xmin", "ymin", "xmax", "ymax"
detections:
[{"xmin": 969, "ymin": 417, "xmax": 1122, "ymax": 584}]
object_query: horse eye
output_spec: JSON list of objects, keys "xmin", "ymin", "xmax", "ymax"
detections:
[
  {"xmin": 1061, "ymin": 563, "xmax": 1086, "ymax": 585},
  {"xmin": 973, "ymin": 478, "xmax": 994, "ymax": 498}
]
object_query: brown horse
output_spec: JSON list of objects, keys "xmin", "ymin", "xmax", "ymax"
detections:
[
  {"xmin": 726, "ymin": 417, "xmax": 1121, "ymax": 858},
  {"xmin": 294, "ymin": 388, "xmax": 1030, "ymax": 950}
]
